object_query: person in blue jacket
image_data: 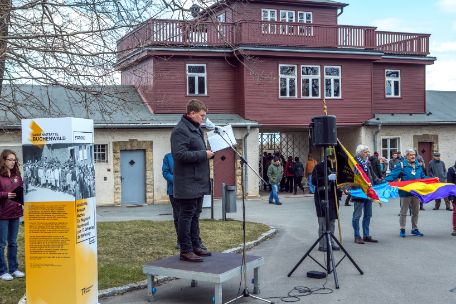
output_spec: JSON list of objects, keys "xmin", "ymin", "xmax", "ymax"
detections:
[
  {"xmin": 384, "ymin": 148, "xmax": 430, "ymax": 237},
  {"xmin": 162, "ymin": 152, "xmax": 180, "ymax": 248}
]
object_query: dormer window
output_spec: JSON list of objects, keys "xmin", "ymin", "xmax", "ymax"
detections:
[
  {"xmin": 298, "ymin": 11, "xmax": 313, "ymax": 35},
  {"xmin": 261, "ymin": 9, "xmax": 277, "ymax": 34},
  {"xmin": 280, "ymin": 10, "xmax": 295, "ymax": 34},
  {"xmin": 216, "ymin": 13, "xmax": 226, "ymax": 23}
]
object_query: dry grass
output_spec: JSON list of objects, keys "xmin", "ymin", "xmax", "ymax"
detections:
[{"xmin": 0, "ymin": 219, "xmax": 270, "ymax": 304}]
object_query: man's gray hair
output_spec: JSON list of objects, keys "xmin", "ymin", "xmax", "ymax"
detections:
[
  {"xmin": 405, "ymin": 148, "xmax": 415, "ymax": 155},
  {"xmin": 355, "ymin": 144, "xmax": 369, "ymax": 156}
]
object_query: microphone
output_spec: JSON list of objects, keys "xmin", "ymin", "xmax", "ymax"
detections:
[{"xmin": 204, "ymin": 117, "xmax": 216, "ymax": 130}]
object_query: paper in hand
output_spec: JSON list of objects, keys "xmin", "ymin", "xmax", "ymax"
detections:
[{"xmin": 207, "ymin": 125, "xmax": 237, "ymax": 152}]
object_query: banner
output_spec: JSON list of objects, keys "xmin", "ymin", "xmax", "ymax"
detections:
[{"xmin": 22, "ymin": 118, "xmax": 98, "ymax": 304}]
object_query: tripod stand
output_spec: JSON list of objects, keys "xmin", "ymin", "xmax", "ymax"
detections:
[
  {"xmin": 213, "ymin": 127, "xmax": 273, "ymax": 304},
  {"xmin": 287, "ymin": 146, "xmax": 363, "ymax": 289}
]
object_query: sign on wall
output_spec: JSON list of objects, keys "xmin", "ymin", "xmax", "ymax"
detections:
[{"xmin": 22, "ymin": 118, "xmax": 98, "ymax": 304}]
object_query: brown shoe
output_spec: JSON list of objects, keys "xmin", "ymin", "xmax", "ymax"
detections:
[
  {"xmin": 354, "ymin": 237, "xmax": 365, "ymax": 244},
  {"xmin": 180, "ymin": 252, "xmax": 203, "ymax": 262},
  {"xmin": 363, "ymin": 236, "xmax": 378, "ymax": 243},
  {"xmin": 193, "ymin": 247, "xmax": 212, "ymax": 257}
]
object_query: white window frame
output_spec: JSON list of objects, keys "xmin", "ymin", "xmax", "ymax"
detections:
[
  {"xmin": 385, "ymin": 69, "xmax": 401, "ymax": 98},
  {"xmin": 279, "ymin": 64, "xmax": 297, "ymax": 98},
  {"xmin": 298, "ymin": 11, "xmax": 313, "ymax": 36},
  {"xmin": 216, "ymin": 12, "xmax": 226, "ymax": 23},
  {"xmin": 186, "ymin": 64, "xmax": 207, "ymax": 96},
  {"xmin": 94, "ymin": 144, "xmax": 108, "ymax": 163},
  {"xmin": 301, "ymin": 65, "xmax": 320, "ymax": 99},
  {"xmin": 261, "ymin": 9, "xmax": 277, "ymax": 34},
  {"xmin": 280, "ymin": 10, "xmax": 295, "ymax": 34},
  {"xmin": 324, "ymin": 65, "xmax": 342, "ymax": 99},
  {"xmin": 381, "ymin": 137, "xmax": 401, "ymax": 161}
]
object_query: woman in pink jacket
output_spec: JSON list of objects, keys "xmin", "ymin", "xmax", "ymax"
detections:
[{"xmin": 0, "ymin": 149, "xmax": 24, "ymax": 281}]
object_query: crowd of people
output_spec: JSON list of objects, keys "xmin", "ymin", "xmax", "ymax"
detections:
[
  {"xmin": 262, "ymin": 145, "xmax": 456, "ymax": 249},
  {"xmin": 262, "ymin": 152, "xmax": 317, "ymax": 196}
]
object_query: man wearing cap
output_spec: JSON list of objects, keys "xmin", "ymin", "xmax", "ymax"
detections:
[{"xmin": 428, "ymin": 152, "xmax": 452, "ymax": 211}]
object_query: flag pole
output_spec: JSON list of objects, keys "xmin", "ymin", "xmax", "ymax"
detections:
[{"xmin": 321, "ymin": 97, "xmax": 343, "ymax": 244}]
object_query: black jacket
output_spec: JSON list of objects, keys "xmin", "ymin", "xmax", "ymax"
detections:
[
  {"xmin": 447, "ymin": 161, "xmax": 456, "ymax": 200},
  {"xmin": 171, "ymin": 116, "xmax": 211, "ymax": 199},
  {"xmin": 312, "ymin": 160, "xmax": 341, "ymax": 220}
]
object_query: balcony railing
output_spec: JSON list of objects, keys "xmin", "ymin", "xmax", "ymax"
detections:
[{"xmin": 117, "ymin": 19, "xmax": 430, "ymax": 59}]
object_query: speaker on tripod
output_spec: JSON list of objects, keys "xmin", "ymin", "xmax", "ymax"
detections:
[
  {"xmin": 311, "ymin": 115, "xmax": 337, "ymax": 146},
  {"xmin": 288, "ymin": 115, "xmax": 363, "ymax": 288}
]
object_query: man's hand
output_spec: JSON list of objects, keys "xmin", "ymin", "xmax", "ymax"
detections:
[
  {"xmin": 206, "ymin": 150, "xmax": 215, "ymax": 159},
  {"xmin": 328, "ymin": 173, "xmax": 337, "ymax": 181},
  {"xmin": 8, "ymin": 193, "xmax": 16, "ymax": 199}
]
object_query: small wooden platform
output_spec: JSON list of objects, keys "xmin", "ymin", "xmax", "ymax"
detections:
[{"xmin": 143, "ymin": 252, "xmax": 264, "ymax": 304}]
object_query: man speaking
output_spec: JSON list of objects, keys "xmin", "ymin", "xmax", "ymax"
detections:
[{"xmin": 171, "ymin": 99, "xmax": 214, "ymax": 262}]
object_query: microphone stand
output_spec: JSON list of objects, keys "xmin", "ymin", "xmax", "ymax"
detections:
[{"xmin": 213, "ymin": 127, "xmax": 273, "ymax": 304}]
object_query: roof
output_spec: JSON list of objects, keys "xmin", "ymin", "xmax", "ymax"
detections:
[
  {"xmin": 0, "ymin": 85, "xmax": 259, "ymax": 129},
  {"xmin": 366, "ymin": 91, "xmax": 456, "ymax": 126}
]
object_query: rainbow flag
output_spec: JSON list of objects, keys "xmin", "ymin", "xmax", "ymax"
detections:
[
  {"xmin": 389, "ymin": 178, "xmax": 456, "ymax": 203},
  {"xmin": 335, "ymin": 140, "xmax": 380, "ymax": 202}
]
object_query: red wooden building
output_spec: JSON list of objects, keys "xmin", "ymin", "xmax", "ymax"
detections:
[{"xmin": 117, "ymin": 0, "xmax": 435, "ymax": 198}]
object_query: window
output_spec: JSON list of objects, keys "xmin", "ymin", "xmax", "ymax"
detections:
[
  {"xmin": 324, "ymin": 66, "xmax": 341, "ymax": 98},
  {"xmin": 216, "ymin": 13, "xmax": 226, "ymax": 23},
  {"xmin": 298, "ymin": 11, "xmax": 313, "ymax": 35},
  {"xmin": 94, "ymin": 144, "xmax": 108, "ymax": 163},
  {"xmin": 385, "ymin": 69, "xmax": 400, "ymax": 97},
  {"xmin": 280, "ymin": 10, "xmax": 295, "ymax": 34},
  {"xmin": 187, "ymin": 64, "xmax": 207, "ymax": 95},
  {"xmin": 216, "ymin": 13, "xmax": 226, "ymax": 39},
  {"xmin": 381, "ymin": 137, "xmax": 400, "ymax": 160},
  {"xmin": 279, "ymin": 64, "xmax": 297, "ymax": 98},
  {"xmin": 301, "ymin": 65, "xmax": 320, "ymax": 98},
  {"xmin": 261, "ymin": 9, "xmax": 277, "ymax": 34}
]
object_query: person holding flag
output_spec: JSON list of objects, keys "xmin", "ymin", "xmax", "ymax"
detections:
[
  {"xmin": 384, "ymin": 148, "xmax": 430, "ymax": 237},
  {"xmin": 350, "ymin": 145, "xmax": 383, "ymax": 244}
]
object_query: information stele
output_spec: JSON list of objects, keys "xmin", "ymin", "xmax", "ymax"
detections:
[{"xmin": 22, "ymin": 118, "xmax": 98, "ymax": 304}]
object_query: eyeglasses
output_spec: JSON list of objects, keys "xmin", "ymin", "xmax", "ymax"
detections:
[{"xmin": 6, "ymin": 159, "xmax": 17, "ymax": 162}]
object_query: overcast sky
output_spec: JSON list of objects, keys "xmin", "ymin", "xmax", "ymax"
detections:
[{"xmin": 338, "ymin": 0, "xmax": 456, "ymax": 91}]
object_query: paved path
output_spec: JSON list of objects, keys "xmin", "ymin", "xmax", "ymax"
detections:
[{"xmin": 98, "ymin": 194, "xmax": 456, "ymax": 304}]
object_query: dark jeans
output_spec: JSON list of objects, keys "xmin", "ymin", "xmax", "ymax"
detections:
[
  {"xmin": 286, "ymin": 176, "xmax": 294, "ymax": 193},
  {"xmin": 176, "ymin": 197, "xmax": 203, "ymax": 253},
  {"xmin": 294, "ymin": 176, "xmax": 304, "ymax": 193},
  {"xmin": 169, "ymin": 196, "xmax": 179, "ymax": 239},
  {"xmin": 0, "ymin": 218, "xmax": 20, "ymax": 275}
]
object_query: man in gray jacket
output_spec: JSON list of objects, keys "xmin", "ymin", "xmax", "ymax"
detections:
[
  {"xmin": 428, "ymin": 152, "xmax": 452, "ymax": 211},
  {"xmin": 171, "ymin": 99, "xmax": 214, "ymax": 262}
]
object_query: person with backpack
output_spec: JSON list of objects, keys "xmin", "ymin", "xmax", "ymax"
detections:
[
  {"xmin": 385, "ymin": 148, "xmax": 430, "ymax": 238},
  {"xmin": 292, "ymin": 157, "xmax": 305, "ymax": 194},
  {"xmin": 446, "ymin": 161, "xmax": 456, "ymax": 236}
]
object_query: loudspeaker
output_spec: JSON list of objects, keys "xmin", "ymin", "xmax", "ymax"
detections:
[{"xmin": 311, "ymin": 115, "xmax": 337, "ymax": 146}]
